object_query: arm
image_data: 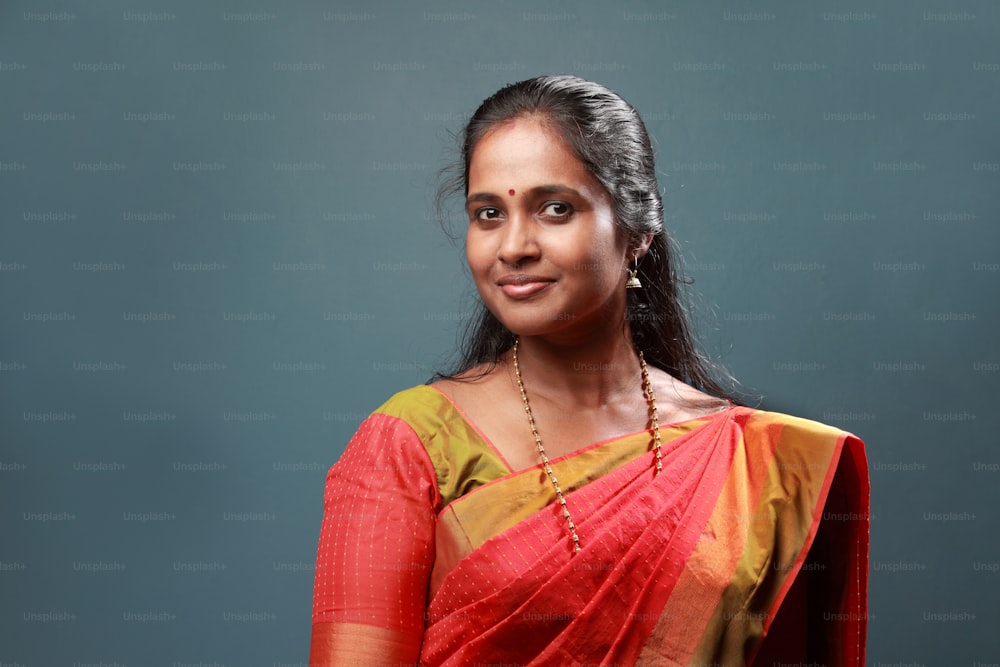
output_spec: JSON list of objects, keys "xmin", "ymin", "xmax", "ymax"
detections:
[
  {"xmin": 309, "ymin": 413, "xmax": 441, "ymax": 666},
  {"xmin": 753, "ymin": 437, "xmax": 869, "ymax": 666}
]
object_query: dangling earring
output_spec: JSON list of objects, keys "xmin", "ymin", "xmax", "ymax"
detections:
[{"xmin": 625, "ymin": 257, "xmax": 642, "ymax": 289}]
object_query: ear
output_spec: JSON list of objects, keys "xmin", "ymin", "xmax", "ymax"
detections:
[{"xmin": 631, "ymin": 232, "xmax": 655, "ymax": 260}]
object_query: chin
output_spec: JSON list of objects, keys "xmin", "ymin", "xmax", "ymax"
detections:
[
  {"xmin": 496, "ymin": 314, "xmax": 580, "ymax": 340},
  {"xmin": 487, "ymin": 312, "xmax": 555, "ymax": 338}
]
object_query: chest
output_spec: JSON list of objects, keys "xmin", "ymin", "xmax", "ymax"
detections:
[{"xmin": 468, "ymin": 395, "xmax": 652, "ymax": 472}]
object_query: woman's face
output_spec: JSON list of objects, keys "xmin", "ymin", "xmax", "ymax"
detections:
[{"xmin": 465, "ymin": 116, "xmax": 632, "ymax": 343}]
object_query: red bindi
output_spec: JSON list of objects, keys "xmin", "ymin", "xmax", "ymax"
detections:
[{"xmin": 508, "ymin": 189, "xmax": 515, "ymax": 196}]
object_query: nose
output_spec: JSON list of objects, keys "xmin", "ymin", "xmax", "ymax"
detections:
[{"xmin": 497, "ymin": 213, "xmax": 539, "ymax": 267}]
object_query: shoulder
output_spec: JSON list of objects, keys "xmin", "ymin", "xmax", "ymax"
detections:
[
  {"xmin": 367, "ymin": 382, "xmax": 501, "ymax": 454},
  {"xmin": 428, "ymin": 366, "xmax": 511, "ymax": 417},
  {"xmin": 737, "ymin": 408, "xmax": 863, "ymax": 451},
  {"xmin": 733, "ymin": 408, "xmax": 867, "ymax": 483},
  {"xmin": 730, "ymin": 409, "xmax": 869, "ymax": 528},
  {"xmin": 738, "ymin": 408, "xmax": 857, "ymax": 442},
  {"xmin": 644, "ymin": 366, "xmax": 732, "ymax": 422},
  {"xmin": 359, "ymin": 384, "xmax": 467, "ymax": 446},
  {"xmin": 372, "ymin": 384, "xmax": 452, "ymax": 421},
  {"xmin": 331, "ymin": 388, "xmax": 447, "ymax": 510},
  {"xmin": 368, "ymin": 381, "xmax": 511, "ymax": 507},
  {"xmin": 339, "ymin": 385, "xmax": 455, "ymax": 477},
  {"xmin": 340, "ymin": 385, "xmax": 454, "ymax": 453}
]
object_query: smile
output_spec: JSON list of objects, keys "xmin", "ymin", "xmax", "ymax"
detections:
[
  {"xmin": 496, "ymin": 275, "xmax": 555, "ymax": 299},
  {"xmin": 500, "ymin": 282, "xmax": 553, "ymax": 298}
]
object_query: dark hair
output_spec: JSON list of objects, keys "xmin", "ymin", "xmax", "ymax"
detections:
[{"xmin": 433, "ymin": 75, "xmax": 740, "ymax": 403}]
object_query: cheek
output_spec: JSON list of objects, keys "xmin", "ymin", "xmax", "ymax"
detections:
[
  {"xmin": 597, "ymin": 262, "xmax": 624, "ymax": 291},
  {"xmin": 465, "ymin": 235, "xmax": 490, "ymax": 279},
  {"xmin": 584, "ymin": 239, "xmax": 625, "ymax": 289}
]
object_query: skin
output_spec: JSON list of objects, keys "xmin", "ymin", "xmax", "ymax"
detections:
[{"xmin": 434, "ymin": 116, "xmax": 727, "ymax": 472}]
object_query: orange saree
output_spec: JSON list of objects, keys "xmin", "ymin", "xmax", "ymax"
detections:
[{"xmin": 310, "ymin": 385, "xmax": 869, "ymax": 666}]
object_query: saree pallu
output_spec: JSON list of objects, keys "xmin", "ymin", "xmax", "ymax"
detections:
[{"xmin": 310, "ymin": 385, "xmax": 869, "ymax": 666}]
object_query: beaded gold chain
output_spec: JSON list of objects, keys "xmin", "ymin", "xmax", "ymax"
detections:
[{"xmin": 511, "ymin": 339, "xmax": 662, "ymax": 555}]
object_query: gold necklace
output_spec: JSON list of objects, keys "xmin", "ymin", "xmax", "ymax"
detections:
[{"xmin": 511, "ymin": 339, "xmax": 662, "ymax": 555}]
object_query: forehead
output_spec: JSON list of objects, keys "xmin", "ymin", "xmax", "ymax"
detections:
[{"xmin": 469, "ymin": 118, "xmax": 599, "ymax": 187}]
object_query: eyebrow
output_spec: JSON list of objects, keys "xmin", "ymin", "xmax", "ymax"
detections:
[{"xmin": 465, "ymin": 184, "xmax": 585, "ymax": 208}]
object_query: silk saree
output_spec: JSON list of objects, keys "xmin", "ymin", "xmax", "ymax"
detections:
[{"xmin": 310, "ymin": 385, "xmax": 869, "ymax": 666}]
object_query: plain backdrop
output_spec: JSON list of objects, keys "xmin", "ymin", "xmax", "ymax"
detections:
[{"xmin": 1, "ymin": 0, "xmax": 998, "ymax": 663}]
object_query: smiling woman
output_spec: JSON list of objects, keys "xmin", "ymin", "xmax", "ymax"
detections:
[
  {"xmin": 464, "ymin": 119, "xmax": 633, "ymax": 339},
  {"xmin": 309, "ymin": 75, "xmax": 870, "ymax": 666}
]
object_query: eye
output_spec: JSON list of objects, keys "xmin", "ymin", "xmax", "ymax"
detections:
[
  {"xmin": 541, "ymin": 201, "xmax": 573, "ymax": 218},
  {"xmin": 473, "ymin": 207, "xmax": 502, "ymax": 222}
]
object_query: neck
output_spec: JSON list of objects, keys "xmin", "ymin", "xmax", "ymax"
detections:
[{"xmin": 508, "ymin": 329, "xmax": 642, "ymax": 409}]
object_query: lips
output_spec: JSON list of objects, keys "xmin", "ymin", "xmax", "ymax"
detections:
[{"xmin": 496, "ymin": 274, "xmax": 555, "ymax": 299}]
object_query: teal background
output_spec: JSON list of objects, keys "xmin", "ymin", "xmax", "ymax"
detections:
[{"xmin": 2, "ymin": 0, "xmax": 998, "ymax": 663}]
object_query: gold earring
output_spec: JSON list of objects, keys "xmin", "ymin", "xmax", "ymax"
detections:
[{"xmin": 625, "ymin": 257, "xmax": 642, "ymax": 289}]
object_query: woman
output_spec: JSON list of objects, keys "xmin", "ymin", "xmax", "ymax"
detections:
[{"xmin": 309, "ymin": 75, "xmax": 869, "ymax": 666}]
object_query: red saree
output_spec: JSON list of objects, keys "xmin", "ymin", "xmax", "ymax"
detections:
[{"xmin": 310, "ymin": 385, "xmax": 869, "ymax": 666}]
